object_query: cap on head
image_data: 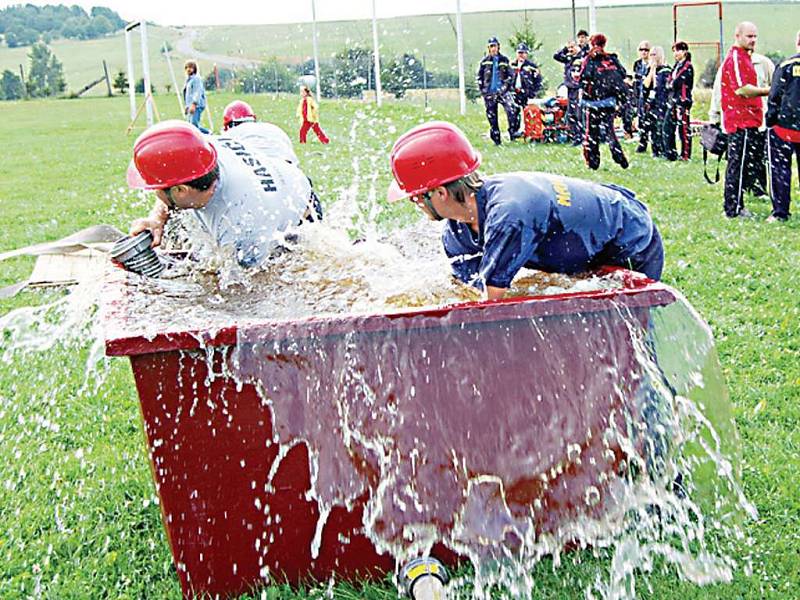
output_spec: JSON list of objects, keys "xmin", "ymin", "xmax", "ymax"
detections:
[
  {"xmin": 127, "ymin": 120, "xmax": 217, "ymax": 190},
  {"xmin": 516, "ymin": 42, "xmax": 530, "ymax": 53},
  {"xmin": 590, "ymin": 33, "xmax": 607, "ymax": 48},
  {"xmin": 487, "ymin": 36, "xmax": 499, "ymax": 46},
  {"xmin": 387, "ymin": 121, "xmax": 481, "ymax": 202},
  {"xmin": 222, "ymin": 100, "xmax": 257, "ymax": 130}
]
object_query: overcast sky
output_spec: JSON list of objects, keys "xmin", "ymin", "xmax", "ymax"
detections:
[{"xmin": 0, "ymin": 0, "xmax": 701, "ymax": 26}]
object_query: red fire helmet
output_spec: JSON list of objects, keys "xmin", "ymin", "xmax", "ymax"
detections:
[
  {"xmin": 222, "ymin": 100, "xmax": 257, "ymax": 130},
  {"xmin": 127, "ymin": 120, "xmax": 218, "ymax": 190},
  {"xmin": 387, "ymin": 121, "xmax": 481, "ymax": 202}
]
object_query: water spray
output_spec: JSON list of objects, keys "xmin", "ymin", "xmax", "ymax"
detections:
[{"xmin": 401, "ymin": 557, "xmax": 449, "ymax": 600}]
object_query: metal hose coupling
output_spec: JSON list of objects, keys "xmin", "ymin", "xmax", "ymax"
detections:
[{"xmin": 400, "ymin": 557, "xmax": 449, "ymax": 599}]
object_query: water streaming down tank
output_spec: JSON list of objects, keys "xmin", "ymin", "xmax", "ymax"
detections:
[{"xmin": 101, "ymin": 265, "xmax": 752, "ymax": 599}]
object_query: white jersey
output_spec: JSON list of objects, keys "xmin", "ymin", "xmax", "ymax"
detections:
[
  {"xmin": 191, "ymin": 136, "xmax": 310, "ymax": 268},
  {"xmin": 224, "ymin": 121, "xmax": 298, "ymax": 165}
]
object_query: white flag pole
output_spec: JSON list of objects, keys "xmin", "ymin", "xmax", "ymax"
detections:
[
  {"xmin": 372, "ymin": 0, "xmax": 383, "ymax": 107},
  {"xmin": 311, "ymin": 0, "xmax": 321, "ymax": 103},
  {"xmin": 456, "ymin": 0, "xmax": 466, "ymax": 116}
]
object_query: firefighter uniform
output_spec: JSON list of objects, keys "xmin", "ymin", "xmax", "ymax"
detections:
[
  {"xmin": 766, "ymin": 52, "xmax": 800, "ymax": 220},
  {"xmin": 579, "ymin": 49, "xmax": 629, "ymax": 170},
  {"xmin": 477, "ymin": 40, "xmax": 520, "ymax": 145},
  {"xmin": 442, "ymin": 173, "xmax": 663, "ymax": 288},
  {"xmin": 664, "ymin": 57, "xmax": 694, "ymax": 161},
  {"xmin": 509, "ymin": 55, "xmax": 543, "ymax": 109},
  {"xmin": 554, "ymin": 45, "xmax": 588, "ymax": 144},
  {"xmin": 638, "ymin": 65, "xmax": 673, "ymax": 157}
]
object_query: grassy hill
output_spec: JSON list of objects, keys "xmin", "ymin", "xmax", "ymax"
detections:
[{"xmin": 0, "ymin": 2, "xmax": 797, "ymax": 100}]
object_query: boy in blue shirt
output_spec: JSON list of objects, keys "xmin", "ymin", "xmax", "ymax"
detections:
[{"xmin": 388, "ymin": 122, "xmax": 663, "ymax": 300}]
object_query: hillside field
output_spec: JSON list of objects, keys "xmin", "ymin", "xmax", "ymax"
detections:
[
  {"xmin": 1, "ymin": 2, "xmax": 798, "ymax": 99},
  {"xmin": 0, "ymin": 88, "xmax": 798, "ymax": 598}
]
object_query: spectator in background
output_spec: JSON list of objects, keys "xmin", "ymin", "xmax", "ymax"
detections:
[
  {"xmin": 765, "ymin": 30, "xmax": 800, "ymax": 222},
  {"xmin": 554, "ymin": 34, "xmax": 589, "ymax": 145},
  {"xmin": 664, "ymin": 41, "xmax": 694, "ymax": 161},
  {"xmin": 638, "ymin": 46, "xmax": 672, "ymax": 157},
  {"xmin": 720, "ymin": 21, "xmax": 769, "ymax": 218},
  {"xmin": 297, "ymin": 85, "xmax": 330, "ymax": 145},
  {"xmin": 712, "ymin": 45, "xmax": 775, "ymax": 196},
  {"xmin": 620, "ymin": 74, "xmax": 636, "ymax": 139},
  {"xmin": 183, "ymin": 60, "xmax": 208, "ymax": 133},
  {"xmin": 509, "ymin": 42, "xmax": 543, "ymax": 113},
  {"xmin": 477, "ymin": 36, "xmax": 520, "ymax": 145},
  {"xmin": 578, "ymin": 33, "xmax": 629, "ymax": 170},
  {"xmin": 632, "ymin": 41, "xmax": 651, "ymax": 134},
  {"xmin": 576, "ymin": 29, "xmax": 590, "ymax": 54}
]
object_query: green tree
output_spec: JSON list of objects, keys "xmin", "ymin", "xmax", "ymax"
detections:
[
  {"xmin": 507, "ymin": 14, "xmax": 544, "ymax": 54},
  {"xmin": 135, "ymin": 77, "xmax": 155, "ymax": 94},
  {"xmin": 0, "ymin": 69, "xmax": 25, "ymax": 100},
  {"xmin": 113, "ymin": 69, "xmax": 128, "ymax": 94},
  {"xmin": 26, "ymin": 43, "xmax": 65, "ymax": 97}
]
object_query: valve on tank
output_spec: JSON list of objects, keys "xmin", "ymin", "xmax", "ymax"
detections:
[{"xmin": 400, "ymin": 557, "xmax": 449, "ymax": 600}]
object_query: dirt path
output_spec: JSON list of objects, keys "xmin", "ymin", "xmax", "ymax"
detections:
[{"xmin": 174, "ymin": 28, "xmax": 261, "ymax": 69}]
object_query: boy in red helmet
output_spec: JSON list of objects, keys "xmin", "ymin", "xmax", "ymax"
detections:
[
  {"xmin": 222, "ymin": 99, "xmax": 299, "ymax": 165},
  {"xmin": 388, "ymin": 121, "xmax": 662, "ymax": 300},
  {"xmin": 127, "ymin": 120, "xmax": 317, "ymax": 268}
]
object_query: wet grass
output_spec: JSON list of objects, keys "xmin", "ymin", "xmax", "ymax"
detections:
[{"xmin": 1, "ymin": 93, "xmax": 799, "ymax": 598}]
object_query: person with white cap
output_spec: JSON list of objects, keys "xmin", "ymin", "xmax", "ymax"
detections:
[
  {"xmin": 387, "ymin": 121, "xmax": 663, "ymax": 300},
  {"xmin": 127, "ymin": 120, "xmax": 316, "ymax": 268}
]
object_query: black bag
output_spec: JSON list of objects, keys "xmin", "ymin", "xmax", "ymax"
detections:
[{"xmin": 700, "ymin": 123, "xmax": 728, "ymax": 184}]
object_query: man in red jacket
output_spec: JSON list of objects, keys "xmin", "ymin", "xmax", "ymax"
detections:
[{"xmin": 720, "ymin": 22, "xmax": 770, "ymax": 218}]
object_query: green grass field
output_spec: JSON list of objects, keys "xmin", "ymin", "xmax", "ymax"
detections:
[
  {"xmin": 1, "ymin": 2, "xmax": 798, "ymax": 100},
  {"xmin": 0, "ymin": 89, "xmax": 799, "ymax": 599}
]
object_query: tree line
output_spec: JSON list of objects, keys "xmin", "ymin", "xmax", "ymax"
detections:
[
  {"xmin": 0, "ymin": 43, "xmax": 65, "ymax": 100},
  {"xmin": 0, "ymin": 4, "xmax": 125, "ymax": 48}
]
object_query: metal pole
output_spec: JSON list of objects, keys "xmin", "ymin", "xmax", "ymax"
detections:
[
  {"xmin": 372, "ymin": 0, "xmax": 383, "ymax": 107},
  {"xmin": 125, "ymin": 26, "xmax": 136, "ymax": 120},
  {"xmin": 422, "ymin": 53, "xmax": 428, "ymax": 109},
  {"xmin": 571, "ymin": 0, "xmax": 577, "ymax": 37},
  {"xmin": 102, "ymin": 60, "xmax": 112, "ymax": 96},
  {"xmin": 456, "ymin": 0, "xmax": 466, "ymax": 116},
  {"xmin": 18, "ymin": 64, "xmax": 27, "ymax": 98},
  {"xmin": 311, "ymin": 0, "xmax": 321, "ymax": 103},
  {"xmin": 588, "ymin": 0, "xmax": 597, "ymax": 33},
  {"xmin": 163, "ymin": 45, "xmax": 184, "ymax": 116},
  {"xmin": 139, "ymin": 21, "xmax": 153, "ymax": 126}
]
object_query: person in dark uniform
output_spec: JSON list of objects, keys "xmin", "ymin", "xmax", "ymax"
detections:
[
  {"xmin": 638, "ymin": 47, "xmax": 673, "ymax": 157},
  {"xmin": 632, "ymin": 41, "xmax": 651, "ymax": 135},
  {"xmin": 387, "ymin": 121, "xmax": 663, "ymax": 300},
  {"xmin": 620, "ymin": 74, "xmax": 637, "ymax": 138},
  {"xmin": 510, "ymin": 42, "xmax": 543, "ymax": 112},
  {"xmin": 477, "ymin": 36, "xmax": 520, "ymax": 145},
  {"xmin": 664, "ymin": 41, "xmax": 694, "ymax": 161},
  {"xmin": 554, "ymin": 32, "xmax": 589, "ymax": 145},
  {"xmin": 578, "ymin": 33, "xmax": 629, "ymax": 170},
  {"xmin": 765, "ymin": 30, "xmax": 800, "ymax": 222}
]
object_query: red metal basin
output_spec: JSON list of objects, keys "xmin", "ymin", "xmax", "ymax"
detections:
[{"xmin": 103, "ymin": 268, "xmax": 677, "ymax": 598}]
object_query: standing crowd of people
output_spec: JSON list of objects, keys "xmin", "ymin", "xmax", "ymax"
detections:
[
  {"xmin": 131, "ymin": 21, "xmax": 796, "ymax": 280},
  {"xmin": 475, "ymin": 23, "xmax": 798, "ymax": 221}
]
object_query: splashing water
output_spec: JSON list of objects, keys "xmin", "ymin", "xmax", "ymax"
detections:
[{"xmin": 1, "ymin": 188, "xmax": 755, "ymax": 598}]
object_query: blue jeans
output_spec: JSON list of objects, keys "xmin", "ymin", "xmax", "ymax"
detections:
[{"xmin": 188, "ymin": 107, "xmax": 209, "ymax": 134}]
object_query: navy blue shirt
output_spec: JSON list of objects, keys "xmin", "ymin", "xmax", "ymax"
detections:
[{"xmin": 442, "ymin": 173, "xmax": 655, "ymax": 289}]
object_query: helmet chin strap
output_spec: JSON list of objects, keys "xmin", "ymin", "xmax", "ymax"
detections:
[{"xmin": 422, "ymin": 193, "xmax": 445, "ymax": 221}]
